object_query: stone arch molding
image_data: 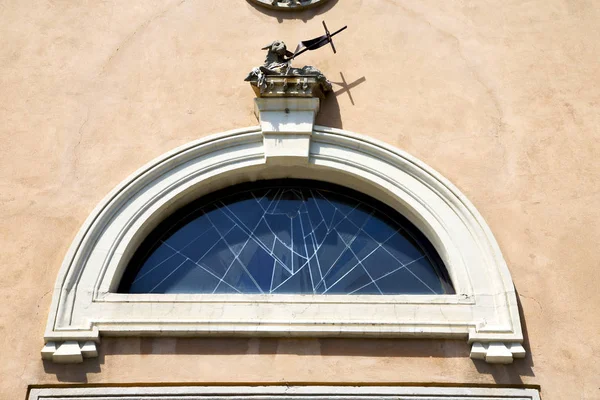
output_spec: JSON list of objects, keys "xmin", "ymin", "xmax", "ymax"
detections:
[{"xmin": 43, "ymin": 110, "xmax": 525, "ymax": 364}]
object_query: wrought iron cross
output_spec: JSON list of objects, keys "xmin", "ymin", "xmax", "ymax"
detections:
[{"xmin": 289, "ymin": 21, "xmax": 348, "ymax": 60}]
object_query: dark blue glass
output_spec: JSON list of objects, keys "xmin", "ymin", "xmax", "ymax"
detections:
[{"xmin": 119, "ymin": 180, "xmax": 454, "ymax": 295}]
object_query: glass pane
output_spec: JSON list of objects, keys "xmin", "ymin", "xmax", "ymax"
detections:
[{"xmin": 119, "ymin": 180, "xmax": 454, "ymax": 295}]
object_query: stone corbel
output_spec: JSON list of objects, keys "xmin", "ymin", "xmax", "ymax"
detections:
[
  {"xmin": 41, "ymin": 341, "xmax": 98, "ymax": 364},
  {"xmin": 470, "ymin": 342, "xmax": 526, "ymax": 364},
  {"xmin": 254, "ymin": 97, "xmax": 320, "ymax": 165}
]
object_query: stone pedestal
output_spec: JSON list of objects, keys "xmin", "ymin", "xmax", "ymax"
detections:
[{"xmin": 250, "ymin": 75, "xmax": 330, "ymax": 99}]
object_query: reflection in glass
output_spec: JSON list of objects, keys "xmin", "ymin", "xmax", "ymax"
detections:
[{"xmin": 119, "ymin": 180, "xmax": 454, "ymax": 295}]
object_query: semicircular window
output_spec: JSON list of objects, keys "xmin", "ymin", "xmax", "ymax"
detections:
[{"xmin": 119, "ymin": 180, "xmax": 454, "ymax": 295}]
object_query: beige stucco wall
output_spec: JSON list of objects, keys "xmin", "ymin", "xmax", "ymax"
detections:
[{"xmin": 1, "ymin": 0, "xmax": 599, "ymax": 399}]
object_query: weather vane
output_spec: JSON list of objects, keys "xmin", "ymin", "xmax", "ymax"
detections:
[{"xmin": 245, "ymin": 22, "xmax": 347, "ymax": 97}]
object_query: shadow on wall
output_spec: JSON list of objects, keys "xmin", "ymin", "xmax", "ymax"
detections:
[
  {"xmin": 331, "ymin": 72, "xmax": 366, "ymax": 106},
  {"xmin": 316, "ymin": 72, "xmax": 367, "ymax": 129},
  {"xmin": 42, "ymin": 338, "xmax": 476, "ymax": 383},
  {"xmin": 42, "ymin": 301, "xmax": 534, "ymax": 384},
  {"xmin": 246, "ymin": 0, "xmax": 339, "ymax": 23},
  {"xmin": 316, "ymin": 89, "xmax": 342, "ymax": 129}
]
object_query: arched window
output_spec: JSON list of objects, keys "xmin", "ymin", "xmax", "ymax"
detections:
[
  {"xmin": 42, "ymin": 125, "xmax": 525, "ymax": 364},
  {"xmin": 119, "ymin": 179, "xmax": 454, "ymax": 295}
]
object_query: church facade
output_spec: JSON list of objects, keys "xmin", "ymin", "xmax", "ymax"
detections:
[{"xmin": 1, "ymin": 1, "xmax": 599, "ymax": 399}]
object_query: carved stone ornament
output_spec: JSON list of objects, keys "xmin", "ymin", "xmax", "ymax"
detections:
[
  {"xmin": 245, "ymin": 40, "xmax": 332, "ymax": 98},
  {"xmin": 248, "ymin": 0, "xmax": 331, "ymax": 11}
]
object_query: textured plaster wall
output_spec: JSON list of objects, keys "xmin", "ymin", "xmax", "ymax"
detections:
[{"xmin": 0, "ymin": 0, "xmax": 599, "ymax": 399}]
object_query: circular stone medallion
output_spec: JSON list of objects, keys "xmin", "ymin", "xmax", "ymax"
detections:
[{"xmin": 249, "ymin": 0, "xmax": 331, "ymax": 11}]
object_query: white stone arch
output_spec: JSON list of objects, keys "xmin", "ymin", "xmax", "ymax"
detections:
[{"xmin": 42, "ymin": 115, "xmax": 525, "ymax": 364}]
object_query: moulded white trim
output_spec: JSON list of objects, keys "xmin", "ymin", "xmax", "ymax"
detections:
[
  {"xmin": 28, "ymin": 385, "xmax": 541, "ymax": 400},
  {"xmin": 42, "ymin": 119, "xmax": 524, "ymax": 363}
]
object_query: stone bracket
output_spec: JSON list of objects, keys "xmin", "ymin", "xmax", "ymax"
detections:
[
  {"xmin": 41, "ymin": 340, "xmax": 98, "ymax": 364},
  {"xmin": 470, "ymin": 342, "xmax": 526, "ymax": 364},
  {"xmin": 254, "ymin": 97, "xmax": 320, "ymax": 165}
]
